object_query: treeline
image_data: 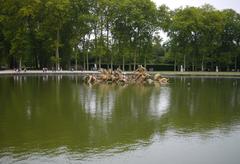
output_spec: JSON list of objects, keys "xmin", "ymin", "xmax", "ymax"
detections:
[{"xmin": 0, "ymin": 0, "xmax": 240, "ymax": 71}]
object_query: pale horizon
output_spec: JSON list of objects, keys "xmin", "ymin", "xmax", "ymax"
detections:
[{"xmin": 152, "ymin": 0, "xmax": 240, "ymax": 12}]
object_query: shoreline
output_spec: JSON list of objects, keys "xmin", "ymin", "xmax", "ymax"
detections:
[{"xmin": 0, "ymin": 70, "xmax": 240, "ymax": 77}]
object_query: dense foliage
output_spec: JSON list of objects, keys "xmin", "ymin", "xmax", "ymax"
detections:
[{"xmin": 0, "ymin": 0, "xmax": 240, "ymax": 71}]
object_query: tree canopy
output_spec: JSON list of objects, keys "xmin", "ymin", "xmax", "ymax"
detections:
[{"xmin": 0, "ymin": 0, "xmax": 239, "ymax": 71}]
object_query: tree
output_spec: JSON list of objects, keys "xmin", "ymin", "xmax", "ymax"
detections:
[
  {"xmin": 1, "ymin": 1, "xmax": 240, "ymax": 71},
  {"xmin": 44, "ymin": 0, "xmax": 70, "ymax": 70},
  {"xmin": 221, "ymin": 9, "xmax": 240, "ymax": 71}
]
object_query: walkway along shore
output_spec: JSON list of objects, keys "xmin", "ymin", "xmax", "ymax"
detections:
[{"xmin": 0, "ymin": 70, "xmax": 240, "ymax": 77}]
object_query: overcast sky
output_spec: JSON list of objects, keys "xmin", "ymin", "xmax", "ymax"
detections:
[{"xmin": 152, "ymin": 0, "xmax": 240, "ymax": 13}]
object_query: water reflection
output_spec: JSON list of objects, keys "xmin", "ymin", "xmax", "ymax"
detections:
[
  {"xmin": 0, "ymin": 76, "xmax": 240, "ymax": 162},
  {"xmin": 79, "ymin": 84, "xmax": 116, "ymax": 119},
  {"xmin": 149, "ymin": 86, "xmax": 170, "ymax": 118},
  {"xmin": 167, "ymin": 77, "xmax": 240, "ymax": 133}
]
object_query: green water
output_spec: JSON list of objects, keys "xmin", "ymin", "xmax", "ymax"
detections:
[{"xmin": 0, "ymin": 76, "xmax": 240, "ymax": 164}]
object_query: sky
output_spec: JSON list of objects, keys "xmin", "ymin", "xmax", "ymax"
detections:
[{"xmin": 152, "ymin": 0, "xmax": 240, "ymax": 13}]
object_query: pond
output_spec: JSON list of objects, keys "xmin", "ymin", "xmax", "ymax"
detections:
[{"xmin": 0, "ymin": 75, "xmax": 240, "ymax": 164}]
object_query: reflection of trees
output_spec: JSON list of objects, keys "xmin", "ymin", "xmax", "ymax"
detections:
[
  {"xmin": 0, "ymin": 77, "xmax": 171, "ymax": 153},
  {"xmin": 149, "ymin": 86, "xmax": 170, "ymax": 118},
  {"xmin": 78, "ymin": 84, "xmax": 161, "ymax": 148},
  {"xmin": 0, "ymin": 76, "xmax": 91, "ymax": 152},
  {"xmin": 0, "ymin": 78, "xmax": 155, "ymax": 153},
  {"xmin": 0, "ymin": 76, "xmax": 240, "ymax": 155},
  {"xmin": 79, "ymin": 84, "xmax": 117, "ymax": 119},
  {"xmin": 166, "ymin": 77, "xmax": 240, "ymax": 133},
  {"xmin": 105, "ymin": 85, "xmax": 156, "ymax": 145}
]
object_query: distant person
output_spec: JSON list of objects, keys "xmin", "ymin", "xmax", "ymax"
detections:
[{"xmin": 180, "ymin": 65, "xmax": 184, "ymax": 72}]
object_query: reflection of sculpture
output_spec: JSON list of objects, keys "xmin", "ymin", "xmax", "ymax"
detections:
[
  {"xmin": 84, "ymin": 65, "xmax": 169, "ymax": 85},
  {"xmin": 84, "ymin": 74, "xmax": 97, "ymax": 84}
]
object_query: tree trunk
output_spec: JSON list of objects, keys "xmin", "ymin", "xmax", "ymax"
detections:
[
  {"xmin": 98, "ymin": 57, "xmax": 101, "ymax": 69},
  {"xmin": 19, "ymin": 57, "xmax": 22, "ymax": 70},
  {"xmin": 99, "ymin": 15, "xmax": 103, "ymax": 70},
  {"xmin": 192, "ymin": 58, "xmax": 195, "ymax": 71},
  {"xmin": 201, "ymin": 55, "xmax": 204, "ymax": 71},
  {"xmin": 192, "ymin": 38, "xmax": 198, "ymax": 72},
  {"xmin": 56, "ymin": 28, "xmax": 60, "ymax": 70},
  {"xmin": 174, "ymin": 55, "xmax": 177, "ymax": 71},
  {"xmin": 86, "ymin": 53, "xmax": 89, "ymax": 70},
  {"xmin": 68, "ymin": 60, "xmax": 71, "ymax": 70},
  {"xmin": 235, "ymin": 55, "xmax": 237, "ymax": 71},
  {"xmin": 133, "ymin": 50, "xmax": 136, "ymax": 70},
  {"xmin": 107, "ymin": 20, "xmax": 111, "ymax": 70},
  {"xmin": 144, "ymin": 57, "xmax": 146, "ymax": 68},
  {"xmin": 83, "ymin": 54, "xmax": 86, "ymax": 70},
  {"xmin": 75, "ymin": 55, "xmax": 77, "ymax": 71},
  {"xmin": 34, "ymin": 54, "xmax": 39, "ymax": 69},
  {"xmin": 37, "ymin": 56, "xmax": 40, "ymax": 69},
  {"xmin": 122, "ymin": 55, "xmax": 125, "ymax": 71},
  {"xmin": 111, "ymin": 55, "xmax": 113, "ymax": 70},
  {"xmin": 35, "ymin": 55, "xmax": 39, "ymax": 69},
  {"xmin": 94, "ymin": 23, "xmax": 98, "ymax": 69},
  {"xmin": 184, "ymin": 54, "xmax": 186, "ymax": 71}
]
